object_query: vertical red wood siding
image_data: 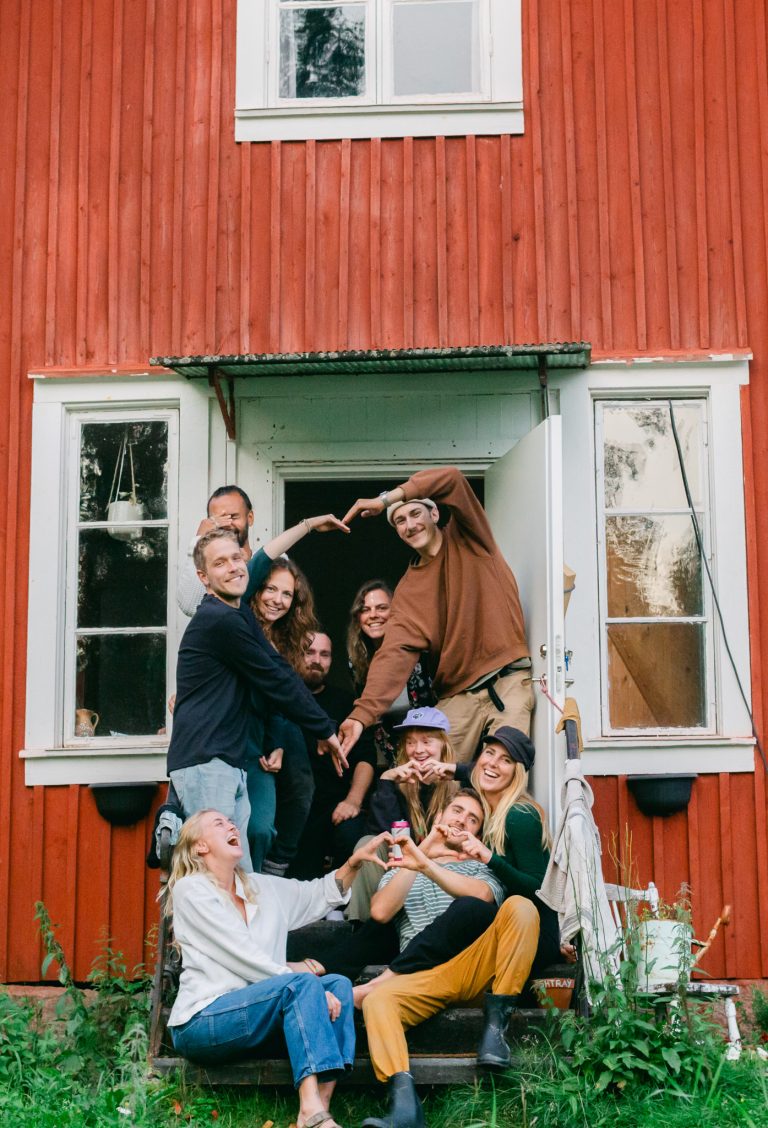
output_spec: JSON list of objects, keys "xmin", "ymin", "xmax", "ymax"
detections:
[{"xmin": 1, "ymin": 0, "xmax": 767, "ymax": 979}]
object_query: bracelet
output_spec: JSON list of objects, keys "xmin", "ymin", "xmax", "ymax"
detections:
[{"xmin": 301, "ymin": 518, "xmax": 314, "ymax": 534}]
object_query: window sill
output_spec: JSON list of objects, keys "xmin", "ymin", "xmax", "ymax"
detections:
[
  {"xmin": 21, "ymin": 744, "xmax": 169, "ymax": 786},
  {"xmin": 235, "ymin": 101, "xmax": 523, "ymax": 142},
  {"xmin": 581, "ymin": 737, "xmax": 756, "ymax": 777}
]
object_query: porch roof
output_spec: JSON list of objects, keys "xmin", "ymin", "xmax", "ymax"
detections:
[
  {"xmin": 150, "ymin": 342, "xmax": 591, "ymax": 380},
  {"xmin": 150, "ymin": 343, "xmax": 591, "ymax": 438}
]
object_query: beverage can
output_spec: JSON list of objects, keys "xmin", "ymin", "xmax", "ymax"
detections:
[{"xmin": 390, "ymin": 820, "xmax": 411, "ymax": 860}]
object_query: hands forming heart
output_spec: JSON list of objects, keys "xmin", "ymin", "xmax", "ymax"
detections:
[{"xmin": 381, "ymin": 758, "xmax": 456, "ymax": 785}]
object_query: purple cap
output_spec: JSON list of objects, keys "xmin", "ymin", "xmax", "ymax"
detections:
[{"xmin": 393, "ymin": 706, "xmax": 451, "ymax": 733}]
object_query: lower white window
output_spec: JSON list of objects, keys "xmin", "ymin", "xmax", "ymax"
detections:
[
  {"xmin": 67, "ymin": 415, "xmax": 172, "ymax": 742},
  {"xmin": 21, "ymin": 374, "xmax": 195, "ymax": 786},
  {"xmin": 596, "ymin": 399, "xmax": 714, "ymax": 734},
  {"xmin": 554, "ymin": 359, "xmax": 755, "ymax": 776}
]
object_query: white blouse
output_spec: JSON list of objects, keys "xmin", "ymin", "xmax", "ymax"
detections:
[{"xmin": 168, "ymin": 869, "xmax": 349, "ymax": 1027}]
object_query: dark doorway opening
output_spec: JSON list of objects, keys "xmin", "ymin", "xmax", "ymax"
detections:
[{"xmin": 284, "ymin": 477, "xmax": 483, "ymax": 691}]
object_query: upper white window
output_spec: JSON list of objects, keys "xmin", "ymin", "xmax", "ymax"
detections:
[{"xmin": 236, "ymin": 0, "xmax": 523, "ymax": 141}]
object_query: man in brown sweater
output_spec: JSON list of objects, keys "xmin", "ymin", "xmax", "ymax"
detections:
[{"xmin": 339, "ymin": 467, "xmax": 533, "ymax": 763}]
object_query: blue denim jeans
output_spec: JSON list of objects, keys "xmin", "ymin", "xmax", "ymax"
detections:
[
  {"xmin": 246, "ymin": 759, "xmax": 277, "ymax": 872},
  {"xmin": 170, "ymin": 973, "xmax": 355, "ymax": 1087},
  {"xmin": 169, "ymin": 758, "xmax": 253, "ymax": 871}
]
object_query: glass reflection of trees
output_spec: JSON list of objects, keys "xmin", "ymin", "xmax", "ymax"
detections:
[
  {"xmin": 280, "ymin": 7, "xmax": 366, "ymax": 99},
  {"xmin": 79, "ymin": 421, "xmax": 168, "ymax": 522},
  {"xmin": 75, "ymin": 420, "xmax": 169, "ymax": 737},
  {"xmin": 601, "ymin": 402, "xmax": 708, "ymax": 729}
]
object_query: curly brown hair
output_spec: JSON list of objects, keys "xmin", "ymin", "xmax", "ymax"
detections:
[
  {"xmin": 251, "ymin": 558, "xmax": 319, "ymax": 672},
  {"xmin": 346, "ymin": 579, "xmax": 393, "ymax": 690}
]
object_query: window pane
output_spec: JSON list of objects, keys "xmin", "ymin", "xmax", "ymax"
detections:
[
  {"xmin": 606, "ymin": 515, "xmax": 702, "ymax": 617},
  {"xmin": 393, "ymin": 1, "xmax": 479, "ymax": 96},
  {"xmin": 603, "ymin": 404, "xmax": 703, "ymax": 511},
  {"xmin": 79, "ymin": 420, "xmax": 169, "ymax": 522},
  {"xmin": 280, "ymin": 7, "xmax": 366, "ymax": 99},
  {"xmin": 607, "ymin": 623, "xmax": 706, "ymax": 728},
  {"xmin": 75, "ymin": 634, "xmax": 166, "ymax": 737},
  {"xmin": 78, "ymin": 528, "xmax": 168, "ymax": 629}
]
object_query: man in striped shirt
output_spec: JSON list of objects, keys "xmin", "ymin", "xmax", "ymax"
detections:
[{"xmin": 352, "ymin": 789, "xmax": 505, "ymax": 1008}]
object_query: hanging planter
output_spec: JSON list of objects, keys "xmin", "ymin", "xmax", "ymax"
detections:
[
  {"xmin": 107, "ymin": 433, "xmax": 145, "ymax": 541},
  {"xmin": 627, "ymin": 773, "xmax": 697, "ymax": 817}
]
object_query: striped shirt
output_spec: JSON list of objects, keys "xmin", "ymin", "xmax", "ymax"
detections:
[{"xmin": 378, "ymin": 860, "xmax": 506, "ymax": 949}]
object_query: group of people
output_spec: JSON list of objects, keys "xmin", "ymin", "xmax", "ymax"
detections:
[{"xmin": 163, "ymin": 467, "xmax": 562, "ymax": 1128}]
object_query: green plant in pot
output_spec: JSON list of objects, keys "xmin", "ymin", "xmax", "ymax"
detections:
[{"xmin": 636, "ymin": 885, "xmax": 693, "ymax": 992}]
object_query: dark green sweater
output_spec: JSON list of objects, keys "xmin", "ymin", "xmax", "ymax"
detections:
[{"xmin": 487, "ymin": 804, "xmax": 560, "ymax": 970}]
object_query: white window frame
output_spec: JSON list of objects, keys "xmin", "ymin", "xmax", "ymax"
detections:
[
  {"xmin": 552, "ymin": 358, "xmax": 755, "ymax": 777},
  {"xmin": 63, "ymin": 409, "xmax": 176, "ymax": 745},
  {"xmin": 21, "ymin": 372, "xmax": 209, "ymax": 786},
  {"xmin": 236, "ymin": 0, "xmax": 523, "ymax": 141},
  {"xmin": 595, "ymin": 397, "xmax": 717, "ymax": 737}
]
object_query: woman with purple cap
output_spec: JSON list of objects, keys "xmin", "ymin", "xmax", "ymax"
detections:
[{"xmin": 343, "ymin": 706, "xmax": 467, "ymax": 923}]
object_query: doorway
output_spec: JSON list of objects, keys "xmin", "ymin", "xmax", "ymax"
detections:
[{"xmin": 284, "ymin": 477, "xmax": 483, "ymax": 690}]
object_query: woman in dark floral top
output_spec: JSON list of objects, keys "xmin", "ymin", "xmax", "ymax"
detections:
[{"xmin": 346, "ymin": 580, "xmax": 435, "ymax": 769}]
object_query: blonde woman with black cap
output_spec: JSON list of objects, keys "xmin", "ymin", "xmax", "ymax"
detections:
[{"xmin": 360, "ymin": 726, "xmax": 557, "ymax": 1128}]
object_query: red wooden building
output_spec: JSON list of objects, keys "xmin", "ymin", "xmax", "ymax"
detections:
[{"xmin": 1, "ymin": 0, "xmax": 766, "ymax": 986}]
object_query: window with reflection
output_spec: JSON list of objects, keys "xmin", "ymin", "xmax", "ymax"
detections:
[
  {"xmin": 596, "ymin": 401, "xmax": 713, "ymax": 732},
  {"xmin": 69, "ymin": 418, "xmax": 171, "ymax": 740},
  {"xmin": 275, "ymin": 0, "xmax": 485, "ymax": 104}
]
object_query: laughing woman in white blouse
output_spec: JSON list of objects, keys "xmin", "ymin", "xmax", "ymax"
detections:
[{"xmin": 165, "ymin": 809, "xmax": 391, "ymax": 1128}]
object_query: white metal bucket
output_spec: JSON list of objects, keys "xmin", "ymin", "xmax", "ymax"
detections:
[{"xmin": 637, "ymin": 919, "xmax": 693, "ymax": 989}]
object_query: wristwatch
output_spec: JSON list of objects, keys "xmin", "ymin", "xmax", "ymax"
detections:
[{"xmin": 378, "ymin": 489, "xmax": 390, "ymax": 507}]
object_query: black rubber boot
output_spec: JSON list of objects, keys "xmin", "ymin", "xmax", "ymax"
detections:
[
  {"xmin": 476, "ymin": 992, "xmax": 520, "ymax": 1070},
  {"xmin": 361, "ymin": 1071, "xmax": 425, "ymax": 1128}
]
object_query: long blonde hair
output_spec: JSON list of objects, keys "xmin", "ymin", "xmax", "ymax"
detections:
[
  {"xmin": 162, "ymin": 809, "xmax": 256, "ymax": 918},
  {"xmin": 471, "ymin": 762, "xmax": 552, "ymax": 854},
  {"xmin": 395, "ymin": 728, "xmax": 457, "ymax": 840}
]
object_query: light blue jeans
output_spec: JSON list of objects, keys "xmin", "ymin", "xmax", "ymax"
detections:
[
  {"xmin": 170, "ymin": 973, "xmax": 355, "ymax": 1086},
  {"xmin": 170, "ymin": 758, "xmax": 253, "ymax": 871}
]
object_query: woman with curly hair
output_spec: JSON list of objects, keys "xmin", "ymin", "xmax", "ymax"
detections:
[
  {"xmin": 248, "ymin": 559, "xmax": 323, "ymax": 876},
  {"xmin": 346, "ymin": 581, "xmax": 434, "ymax": 769}
]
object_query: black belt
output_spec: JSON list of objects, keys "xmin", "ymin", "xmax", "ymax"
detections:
[{"xmin": 467, "ymin": 660, "xmax": 532, "ymax": 712}]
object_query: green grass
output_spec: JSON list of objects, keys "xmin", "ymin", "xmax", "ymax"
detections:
[{"xmin": 3, "ymin": 906, "xmax": 765, "ymax": 1127}]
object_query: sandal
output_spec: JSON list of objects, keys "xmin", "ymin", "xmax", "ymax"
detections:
[{"xmin": 299, "ymin": 1113, "xmax": 342, "ymax": 1128}]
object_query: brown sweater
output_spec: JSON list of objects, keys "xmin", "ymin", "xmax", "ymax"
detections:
[{"xmin": 349, "ymin": 467, "xmax": 529, "ymax": 728}]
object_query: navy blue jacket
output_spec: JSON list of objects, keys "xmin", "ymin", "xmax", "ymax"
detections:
[{"xmin": 167, "ymin": 594, "xmax": 333, "ymax": 774}]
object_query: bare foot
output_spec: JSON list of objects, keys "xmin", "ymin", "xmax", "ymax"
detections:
[{"xmin": 353, "ymin": 968, "xmax": 397, "ymax": 1008}]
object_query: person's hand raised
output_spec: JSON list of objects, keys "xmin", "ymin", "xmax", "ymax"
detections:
[
  {"xmin": 342, "ymin": 495, "xmax": 387, "ymax": 524},
  {"xmin": 305, "ymin": 513, "xmax": 351, "ymax": 534},
  {"xmin": 380, "ymin": 761, "xmax": 422, "ymax": 784},
  {"xmin": 346, "ymin": 831, "xmax": 394, "ymax": 874},
  {"xmin": 445, "ymin": 827, "xmax": 492, "ymax": 865},
  {"xmin": 415, "ymin": 757, "xmax": 456, "ymax": 784}
]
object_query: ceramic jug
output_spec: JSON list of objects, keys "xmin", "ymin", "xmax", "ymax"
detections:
[{"xmin": 75, "ymin": 709, "xmax": 99, "ymax": 737}]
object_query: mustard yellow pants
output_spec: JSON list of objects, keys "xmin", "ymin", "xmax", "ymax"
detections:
[
  {"xmin": 437, "ymin": 670, "xmax": 534, "ymax": 763},
  {"xmin": 362, "ymin": 895, "xmax": 540, "ymax": 1082}
]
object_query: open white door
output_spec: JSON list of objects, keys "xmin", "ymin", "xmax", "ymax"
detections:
[{"xmin": 485, "ymin": 416, "xmax": 565, "ymax": 822}]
